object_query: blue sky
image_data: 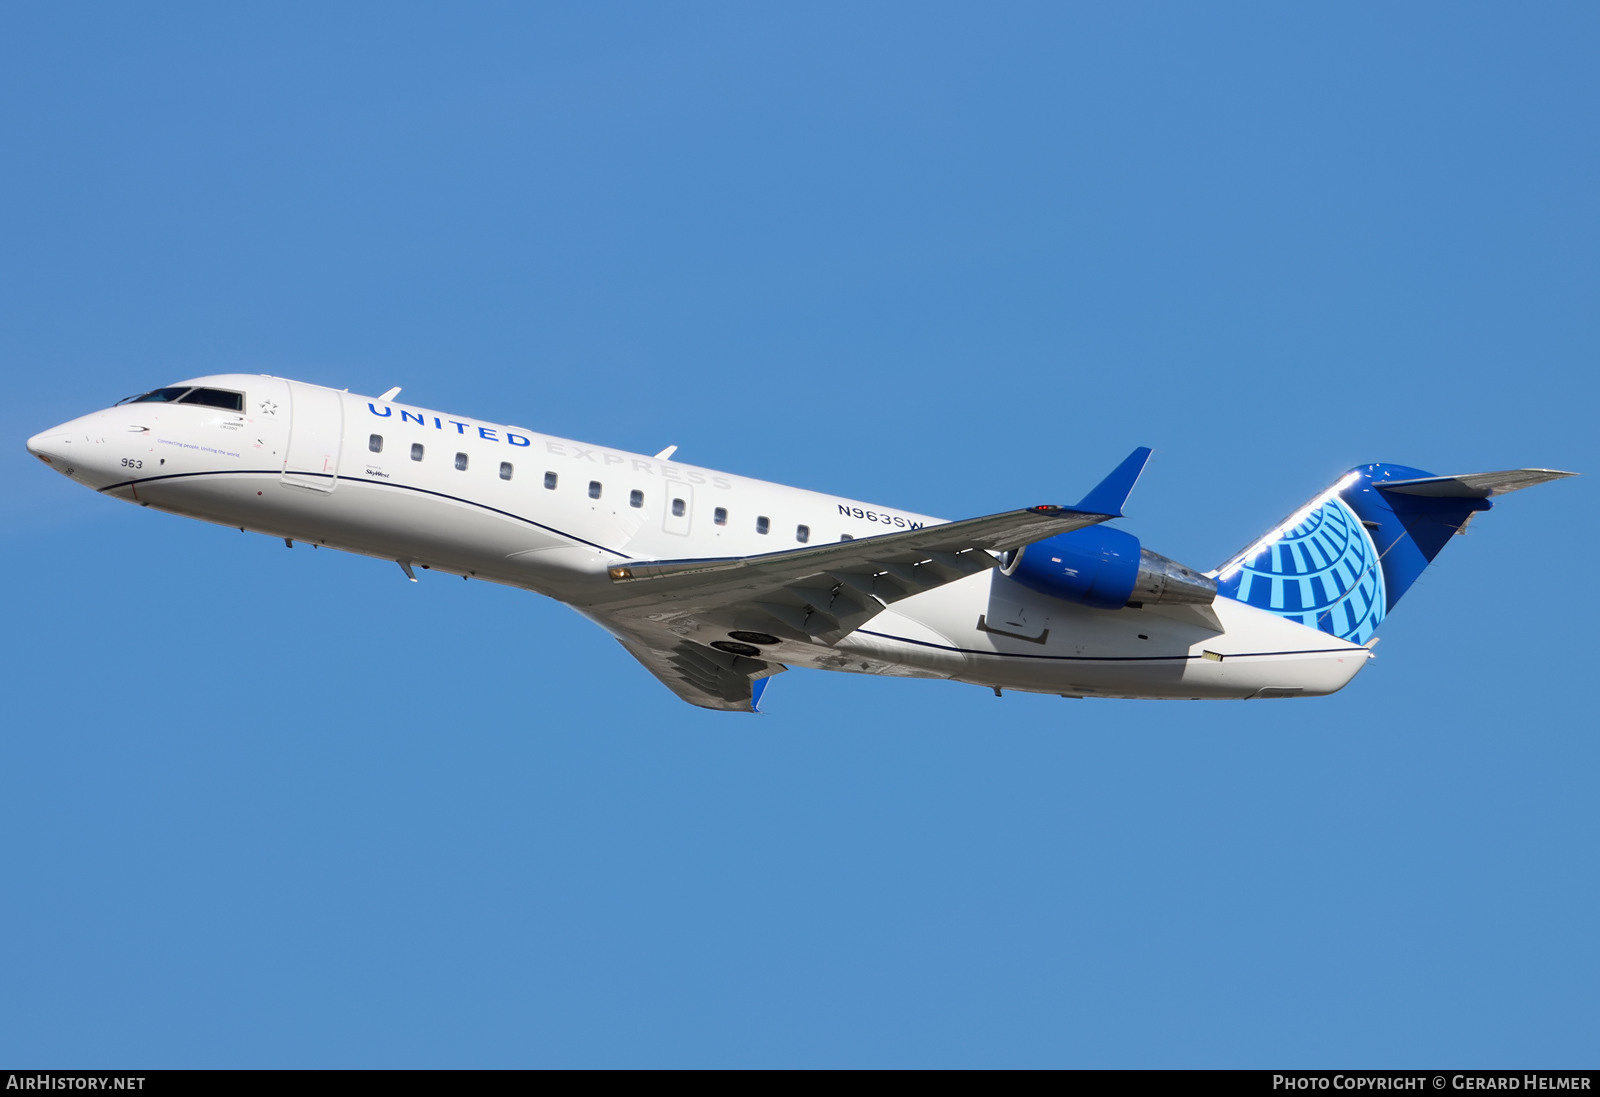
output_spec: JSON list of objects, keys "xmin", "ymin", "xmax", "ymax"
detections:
[{"xmin": 3, "ymin": 2, "xmax": 1595, "ymax": 1067}]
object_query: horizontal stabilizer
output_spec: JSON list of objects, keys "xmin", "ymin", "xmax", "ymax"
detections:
[
  {"xmin": 1376, "ymin": 468, "xmax": 1576, "ymax": 498},
  {"xmin": 1074, "ymin": 446, "xmax": 1152, "ymax": 518}
]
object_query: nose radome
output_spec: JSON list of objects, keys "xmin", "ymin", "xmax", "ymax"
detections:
[
  {"xmin": 26, "ymin": 427, "xmax": 73, "ymax": 466},
  {"xmin": 28, "ymin": 412, "xmax": 141, "ymax": 490}
]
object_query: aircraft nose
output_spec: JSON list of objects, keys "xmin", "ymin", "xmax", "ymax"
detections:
[
  {"xmin": 26, "ymin": 426, "xmax": 73, "ymax": 468},
  {"xmin": 27, "ymin": 418, "xmax": 111, "ymax": 485},
  {"xmin": 28, "ymin": 413, "xmax": 138, "ymax": 490}
]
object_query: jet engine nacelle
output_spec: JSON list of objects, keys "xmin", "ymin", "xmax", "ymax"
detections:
[{"xmin": 1001, "ymin": 527, "xmax": 1217, "ymax": 610}]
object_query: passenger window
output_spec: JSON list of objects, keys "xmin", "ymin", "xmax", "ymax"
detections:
[
  {"xmin": 796, "ymin": 524, "xmax": 810, "ymax": 543},
  {"xmin": 714, "ymin": 507, "xmax": 727, "ymax": 526},
  {"xmin": 410, "ymin": 443, "xmax": 424, "ymax": 461},
  {"xmin": 369, "ymin": 434, "xmax": 383, "ymax": 453},
  {"xmin": 630, "ymin": 489, "xmax": 644, "ymax": 508},
  {"xmin": 672, "ymin": 498, "xmax": 686, "ymax": 517},
  {"xmin": 756, "ymin": 516, "xmax": 769, "ymax": 535},
  {"xmin": 500, "ymin": 462, "xmax": 513, "ymax": 481},
  {"xmin": 589, "ymin": 481, "xmax": 602, "ymax": 499},
  {"xmin": 544, "ymin": 471, "xmax": 558, "ymax": 490},
  {"xmin": 455, "ymin": 452, "xmax": 468, "ymax": 471}
]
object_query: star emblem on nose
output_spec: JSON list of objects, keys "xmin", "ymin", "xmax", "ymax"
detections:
[{"xmin": 259, "ymin": 400, "xmax": 278, "ymax": 415}]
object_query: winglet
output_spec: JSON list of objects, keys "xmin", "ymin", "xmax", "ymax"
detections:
[
  {"xmin": 1073, "ymin": 447, "xmax": 1152, "ymax": 518},
  {"xmin": 750, "ymin": 675, "xmax": 771, "ymax": 714}
]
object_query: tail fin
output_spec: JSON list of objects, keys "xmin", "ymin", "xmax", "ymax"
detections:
[{"xmin": 1211, "ymin": 464, "xmax": 1574, "ymax": 644}]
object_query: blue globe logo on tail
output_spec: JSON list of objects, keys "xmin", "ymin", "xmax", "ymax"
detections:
[{"xmin": 1217, "ymin": 494, "xmax": 1386, "ymax": 644}]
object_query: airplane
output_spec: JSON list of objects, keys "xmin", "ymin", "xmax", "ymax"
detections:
[{"xmin": 26, "ymin": 374, "xmax": 1575, "ymax": 712}]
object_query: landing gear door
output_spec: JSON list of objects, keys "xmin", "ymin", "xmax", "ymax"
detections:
[
  {"xmin": 281, "ymin": 381, "xmax": 343, "ymax": 492},
  {"xmin": 662, "ymin": 482, "xmax": 693, "ymax": 536}
]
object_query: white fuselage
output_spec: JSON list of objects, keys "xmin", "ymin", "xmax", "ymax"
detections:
[{"xmin": 28, "ymin": 375, "xmax": 1371, "ymax": 702}]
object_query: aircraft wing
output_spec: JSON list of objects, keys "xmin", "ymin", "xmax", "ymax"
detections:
[
  {"xmin": 599, "ymin": 449, "xmax": 1150, "ymax": 702},
  {"xmin": 613, "ymin": 630, "xmax": 784, "ymax": 713},
  {"xmin": 602, "ymin": 502, "xmax": 1119, "ymax": 642}
]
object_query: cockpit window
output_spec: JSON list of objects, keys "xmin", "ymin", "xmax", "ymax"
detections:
[
  {"xmin": 116, "ymin": 386, "xmax": 243, "ymax": 411},
  {"xmin": 177, "ymin": 388, "xmax": 244, "ymax": 411},
  {"xmin": 119, "ymin": 387, "xmax": 192, "ymax": 405}
]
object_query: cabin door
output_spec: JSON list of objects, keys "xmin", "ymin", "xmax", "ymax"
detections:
[
  {"xmin": 661, "ymin": 482, "xmax": 693, "ymax": 536},
  {"xmin": 281, "ymin": 381, "xmax": 344, "ymax": 492}
]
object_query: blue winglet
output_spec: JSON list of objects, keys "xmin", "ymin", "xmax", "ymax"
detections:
[
  {"xmin": 750, "ymin": 675, "xmax": 771, "ymax": 714},
  {"xmin": 1073, "ymin": 447, "xmax": 1152, "ymax": 517}
]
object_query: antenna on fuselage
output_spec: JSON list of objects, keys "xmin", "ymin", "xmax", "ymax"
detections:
[
  {"xmin": 654, "ymin": 445, "xmax": 678, "ymax": 461},
  {"xmin": 379, "ymin": 387, "xmax": 402, "ymax": 401}
]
